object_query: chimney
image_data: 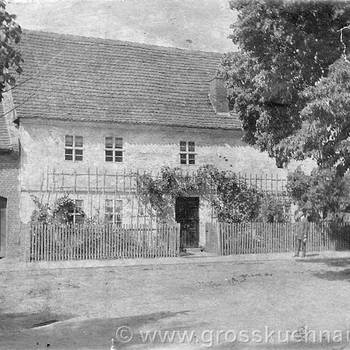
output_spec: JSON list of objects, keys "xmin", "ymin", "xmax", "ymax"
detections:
[{"xmin": 209, "ymin": 77, "xmax": 229, "ymax": 113}]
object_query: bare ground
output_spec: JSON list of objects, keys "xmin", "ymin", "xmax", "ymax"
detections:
[{"xmin": 1, "ymin": 255, "xmax": 350, "ymax": 349}]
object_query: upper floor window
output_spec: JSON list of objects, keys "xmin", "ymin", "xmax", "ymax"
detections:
[
  {"xmin": 105, "ymin": 199, "xmax": 122, "ymax": 225},
  {"xmin": 105, "ymin": 137, "xmax": 123, "ymax": 162},
  {"xmin": 180, "ymin": 141, "xmax": 196, "ymax": 165},
  {"xmin": 65, "ymin": 135, "xmax": 83, "ymax": 161}
]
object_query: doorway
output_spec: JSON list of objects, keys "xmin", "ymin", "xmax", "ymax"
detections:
[
  {"xmin": 0, "ymin": 197, "xmax": 7, "ymax": 257},
  {"xmin": 175, "ymin": 197, "xmax": 199, "ymax": 248}
]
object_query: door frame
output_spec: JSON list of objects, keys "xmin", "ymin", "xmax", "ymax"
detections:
[{"xmin": 175, "ymin": 196, "xmax": 200, "ymax": 249}]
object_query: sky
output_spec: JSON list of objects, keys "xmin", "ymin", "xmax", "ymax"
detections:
[{"xmin": 7, "ymin": 0, "xmax": 237, "ymax": 53}]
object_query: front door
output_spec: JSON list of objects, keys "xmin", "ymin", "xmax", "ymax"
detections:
[
  {"xmin": 0, "ymin": 197, "xmax": 7, "ymax": 257},
  {"xmin": 175, "ymin": 197, "xmax": 199, "ymax": 248}
]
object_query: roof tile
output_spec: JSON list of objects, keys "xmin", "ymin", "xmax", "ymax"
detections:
[{"xmin": 13, "ymin": 30, "xmax": 241, "ymax": 130}]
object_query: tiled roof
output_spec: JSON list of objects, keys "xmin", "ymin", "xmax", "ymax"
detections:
[
  {"xmin": 0, "ymin": 115, "xmax": 11, "ymax": 151},
  {"xmin": 12, "ymin": 30, "xmax": 241, "ymax": 130}
]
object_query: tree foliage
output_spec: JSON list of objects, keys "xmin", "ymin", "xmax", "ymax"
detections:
[
  {"xmin": 52, "ymin": 195, "xmax": 84, "ymax": 224},
  {"xmin": 31, "ymin": 195, "xmax": 85, "ymax": 224},
  {"xmin": 258, "ymin": 195, "xmax": 289, "ymax": 223},
  {"xmin": 286, "ymin": 167, "xmax": 350, "ymax": 221},
  {"xmin": 0, "ymin": 1, "xmax": 22, "ymax": 100},
  {"xmin": 281, "ymin": 58, "xmax": 350, "ymax": 176},
  {"xmin": 221, "ymin": 0, "xmax": 350, "ymax": 167}
]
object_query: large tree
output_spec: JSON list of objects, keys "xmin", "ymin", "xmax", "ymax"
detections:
[
  {"xmin": 282, "ymin": 58, "xmax": 350, "ymax": 175},
  {"xmin": 0, "ymin": 0, "xmax": 22, "ymax": 102},
  {"xmin": 285, "ymin": 57, "xmax": 350, "ymax": 219},
  {"xmin": 221, "ymin": 0, "xmax": 350, "ymax": 167}
]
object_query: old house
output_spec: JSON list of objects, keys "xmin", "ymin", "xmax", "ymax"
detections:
[{"xmin": 0, "ymin": 30, "xmax": 287, "ymax": 259}]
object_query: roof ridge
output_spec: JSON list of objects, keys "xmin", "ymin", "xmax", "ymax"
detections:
[{"xmin": 22, "ymin": 29, "xmax": 224, "ymax": 58}]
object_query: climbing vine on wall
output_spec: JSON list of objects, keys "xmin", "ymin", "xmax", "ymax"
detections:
[
  {"xmin": 136, "ymin": 165, "xmax": 263, "ymax": 223},
  {"xmin": 31, "ymin": 194, "xmax": 85, "ymax": 224}
]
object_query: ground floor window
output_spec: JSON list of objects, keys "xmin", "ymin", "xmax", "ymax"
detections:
[
  {"xmin": 105, "ymin": 199, "xmax": 123, "ymax": 225},
  {"xmin": 69, "ymin": 199, "xmax": 84, "ymax": 224}
]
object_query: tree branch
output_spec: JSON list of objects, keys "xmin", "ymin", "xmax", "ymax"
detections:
[{"xmin": 338, "ymin": 25, "xmax": 350, "ymax": 62}]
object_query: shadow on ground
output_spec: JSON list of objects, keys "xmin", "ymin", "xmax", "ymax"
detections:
[
  {"xmin": 297, "ymin": 257, "xmax": 350, "ymax": 282},
  {"xmin": 0, "ymin": 311, "xmax": 73, "ymax": 333},
  {"xmin": 0, "ymin": 310, "xmax": 193, "ymax": 350},
  {"xmin": 313, "ymin": 269, "xmax": 350, "ymax": 281},
  {"xmin": 301, "ymin": 257, "xmax": 350, "ymax": 267}
]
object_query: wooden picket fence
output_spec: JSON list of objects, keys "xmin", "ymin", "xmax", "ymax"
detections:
[
  {"xmin": 207, "ymin": 222, "xmax": 350, "ymax": 256},
  {"xmin": 30, "ymin": 223, "xmax": 180, "ymax": 262}
]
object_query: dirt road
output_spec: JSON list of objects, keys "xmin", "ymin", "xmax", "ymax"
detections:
[{"xmin": 1, "ymin": 255, "xmax": 350, "ymax": 349}]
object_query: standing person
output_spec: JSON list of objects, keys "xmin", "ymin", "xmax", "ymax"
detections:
[{"xmin": 294, "ymin": 211, "xmax": 308, "ymax": 258}]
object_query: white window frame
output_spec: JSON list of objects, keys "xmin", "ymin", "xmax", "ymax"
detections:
[
  {"xmin": 105, "ymin": 137, "xmax": 124, "ymax": 163},
  {"xmin": 180, "ymin": 141, "xmax": 196, "ymax": 165},
  {"xmin": 105, "ymin": 199, "xmax": 123, "ymax": 225},
  {"xmin": 69, "ymin": 199, "xmax": 84, "ymax": 224},
  {"xmin": 65, "ymin": 135, "xmax": 83, "ymax": 161}
]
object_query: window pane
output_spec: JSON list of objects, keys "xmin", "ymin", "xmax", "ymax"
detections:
[
  {"xmin": 188, "ymin": 141, "xmax": 195, "ymax": 152},
  {"xmin": 115, "ymin": 137, "xmax": 123, "ymax": 149},
  {"xmin": 65, "ymin": 135, "xmax": 73, "ymax": 147},
  {"xmin": 189, "ymin": 154, "xmax": 195, "ymax": 165},
  {"xmin": 75, "ymin": 215, "xmax": 84, "ymax": 224},
  {"xmin": 105, "ymin": 150, "xmax": 113, "ymax": 162},
  {"xmin": 105, "ymin": 213, "xmax": 113, "ymax": 223},
  {"xmin": 115, "ymin": 150, "xmax": 123, "ymax": 162},
  {"xmin": 75, "ymin": 149, "xmax": 83, "ymax": 161},
  {"xmin": 180, "ymin": 153, "xmax": 187, "ymax": 164},
  {"xmin": 75, "ymin": 200, "xmax": 83, "ymax": 211},
  {"xmin": 115, "ymin": 200, "xmax": 122, "ymax": 224},
  {"xmin": 115, "ymin": 214, "xmax": 122, "ymax": 225},
  {"xmin": 75, "ymin": 136, "xmax": 83, "ymax": 148},
  {"xmin": 105, "ymin": 137, "xmax": 113, "ymax": 149},
  {"xmin": 105, "ymin": 199, "xmax": 113, "ymax": 207},
  {"xmin": 65, "ymin": 148, "xmax": 73, "ymax": 160},
  {"xmin": 105, "ymin": 200, "xmax": 113, "ymax": 215},
  {"xmin": 115, "ymin": 200, "xmax": 122, "ymax": 213},
  {"xmin": 138, "ymin": 205, "xmax": 145, "ymax": 216},
  {"xmin": 180, "ymin": 141, "xmax": 187, "ymax": 152}
]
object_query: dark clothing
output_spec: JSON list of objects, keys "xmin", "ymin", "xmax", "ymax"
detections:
[
  {"xmin": 296, "ymin": 218, "xmax": 308, "ymax": 240},
  {"xmin": 295, "ymin": 216, "xmax": 308, "ymax": 257},
  {"xmin": 295, "ymin": 238, "xmax": 306, "ymax": 257}
]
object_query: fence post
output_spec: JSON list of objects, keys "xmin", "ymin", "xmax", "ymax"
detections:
[
  {"xmin": 217, "ymin": 223, "xmax": 222, "ymax": 255},
  {"xmin": 24, "ymin": 222, "xmax": 32, "ymax": 262}
]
